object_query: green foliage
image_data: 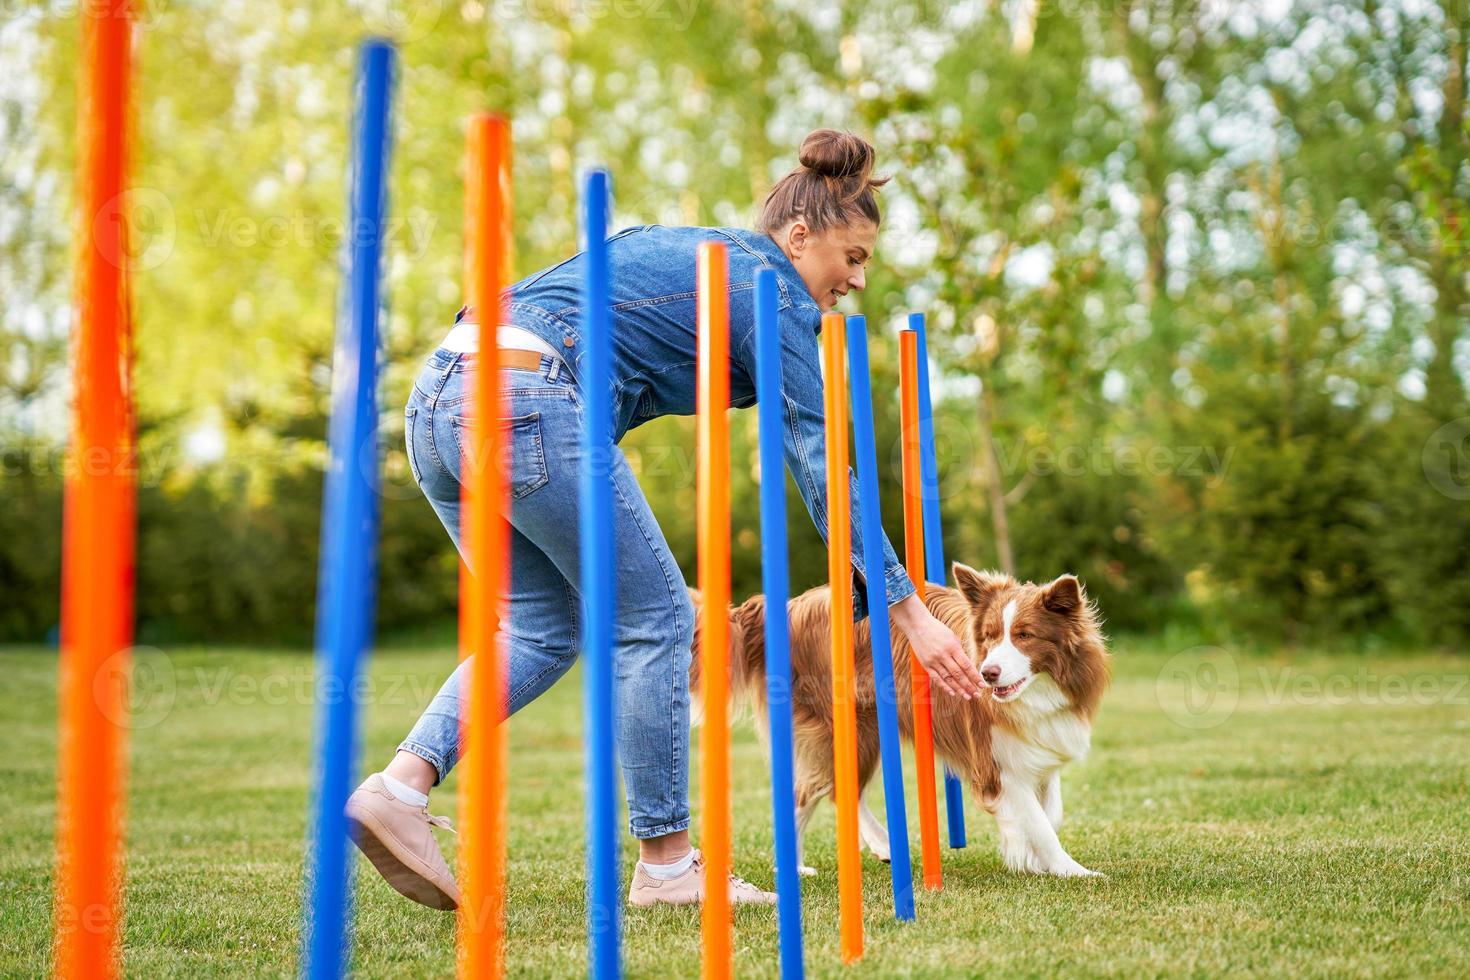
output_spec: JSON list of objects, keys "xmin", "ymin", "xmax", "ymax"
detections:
[
  {"xmin": 1, "ymin": 0, "xmax": 1466, "ymax": 647},
  {"xmin": 0, "ymin": 445, "xmax": 62, "ymax": 641},
  {"xmin": 0, "ymin": 444, "xmax": 459, "ymax": 645},
  {"xmin": 1365, "ymin": 406, "xmax": 1470, "ymax": 646}
]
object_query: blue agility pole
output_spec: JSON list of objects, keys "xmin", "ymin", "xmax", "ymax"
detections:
[
  {"xmin": 847, "ymin": 315, "xmax": 916, "ymax": 921},
  {"xmin": 305, "ymin": 39, "xmax": 395, "ymax": 980},
  {"xmin": 753, "ymin": 269, "xmax": 805, "ymax": 976},
  {"xmin": 909, "ymin": 312, "xmax": 967, "ymax": 849},
  {"xmin": 580, "ymin": 169, "xmax": 622, "ymax": 980}
]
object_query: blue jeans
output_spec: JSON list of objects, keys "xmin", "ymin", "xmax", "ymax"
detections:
[{"xmin": 398, "ymin": 346, "xmax": 694, "ymax": 840}]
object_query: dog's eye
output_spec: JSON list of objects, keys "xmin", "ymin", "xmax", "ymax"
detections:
[{"xmin": 1015, "ymin": 630, "xmax": 1032, "ymax": 640}]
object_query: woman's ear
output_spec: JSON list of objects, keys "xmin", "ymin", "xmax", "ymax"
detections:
[{"xmin": 785, "ymin": 219, "xmax": 809, "ymax": 258}]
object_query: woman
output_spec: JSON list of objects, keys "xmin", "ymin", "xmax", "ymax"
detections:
[{"xmin": 345, "ymin": 129, "xmax": 984, "ymax": 911}]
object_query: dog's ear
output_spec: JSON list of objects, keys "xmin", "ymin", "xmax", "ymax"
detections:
[
  {"xmin": 952, "ymin": 562, "xmax": 1013, "ymax": 613},
  {"xmin": 1041, "ymin": 574, "xmax": 1083, "ymax": 616}
]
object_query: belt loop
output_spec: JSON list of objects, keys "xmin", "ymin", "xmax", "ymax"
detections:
[{"xmin": 547, "ymin": 356, "xmax": 562, "ymax": 383}]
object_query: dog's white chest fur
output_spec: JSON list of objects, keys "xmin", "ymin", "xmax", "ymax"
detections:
[{"xmin": 991, "ymin": 676, "xmax": 1091, "ymax": 787}]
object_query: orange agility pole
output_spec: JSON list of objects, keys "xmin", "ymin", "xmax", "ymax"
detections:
[
  {"xmin": 697, "ymin": 241, "xmax": 733, "ymax": 980},
  {"xmin": 458, "ymin": 114, "xmax": 512, "ymax": 979},
  {"xmin": 899, "ymin": 330, "xmax": 943, "ymax": 891},
  {"xmin": 54, "ymin": 5, "xmax": 135, "ymax": 977},
  {"xmin": 821, "ymin": 312, "xmax": 863, "ymax": 964}
]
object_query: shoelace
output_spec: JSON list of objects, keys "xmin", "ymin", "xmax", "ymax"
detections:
[
  {"xmin": 694, "ymin": 856, "xmax": 763, "ymax": 893},
  {"xmin": 666, "ymin": 854, "xmax": 765, "ymax": 894},
  {"xmin": 423, "ymin": 810, "xmax": 456, "ymax": 834}
]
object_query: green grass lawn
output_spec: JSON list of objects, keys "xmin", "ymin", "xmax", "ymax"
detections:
[{"xmin": 2, "ymin": 637, "xmax": 1467, "ymax": 977}]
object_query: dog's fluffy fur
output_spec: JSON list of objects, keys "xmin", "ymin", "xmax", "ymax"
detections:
[{"xmin": 690, "ymin": 562, "xmax": 1110, "ymax": 877}]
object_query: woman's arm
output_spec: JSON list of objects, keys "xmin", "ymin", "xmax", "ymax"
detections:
[
  {"xmin": 734, "ymin": 302, "xmax": 984, "ymax": 699},
  {"xmin": 736, "ymin": 302, "xmax": 909, "ymax": 612}
]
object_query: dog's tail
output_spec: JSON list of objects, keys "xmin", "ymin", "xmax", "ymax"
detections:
[{"xmin": 687, "ymin": 588, "xmax": 768, "ymax": 726}]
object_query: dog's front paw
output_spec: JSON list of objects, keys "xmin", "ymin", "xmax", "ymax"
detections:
[
  {"xmin": 1000, "ymin": 843, "xmax": 1047, "ymax": 875},
  {"xmin": 1049, "ymin": 858, "xmax": 1103, "ymax": 878},
  {"xmin": 778, "ymin": 863, "xmax": 819, "ymax": 879}
]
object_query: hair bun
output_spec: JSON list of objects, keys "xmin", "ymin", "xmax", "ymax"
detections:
[
  {"xmin": 758, "ymin": 128, "xmax": 888, "ymax": 235},
  {"xmin": 798, "ymin": 129, "xmax": 875, "ymax": 180}
]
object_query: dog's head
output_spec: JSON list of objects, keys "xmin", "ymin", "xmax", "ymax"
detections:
[{"xmin": 951, "ymin": 562, "xmax": 1110, "ymax": 715}]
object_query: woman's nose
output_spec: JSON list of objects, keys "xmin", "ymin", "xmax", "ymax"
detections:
[{"xmin": 849, "ymin": 268, "xmax": 866, "ymax": 291}]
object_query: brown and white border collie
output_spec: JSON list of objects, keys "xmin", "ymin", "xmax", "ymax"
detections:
[{"xmin": 690, "ymin": 562, "xmax": 1111, "ymax": 878}]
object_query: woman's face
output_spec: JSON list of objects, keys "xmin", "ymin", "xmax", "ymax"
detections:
[{"xmin": 777, "ymin": 219, "xmax": 878, "ymax": 312}]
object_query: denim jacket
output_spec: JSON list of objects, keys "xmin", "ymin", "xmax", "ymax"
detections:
[{"xmin": 464, "ymin": 224, "xmax": 916, "ymax": 620}]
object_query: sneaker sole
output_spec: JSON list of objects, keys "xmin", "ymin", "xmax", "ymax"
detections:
[
  {"xmin": 346, "ymin": 801, "xmax": 458, "ymax": 911},
  {"xmin": 627, "ymin": 887, "xmax": 777, "ymax": 908},
  {"xmin": 628, "ymin": 891, "xmax": 701, "ymax": 908}
]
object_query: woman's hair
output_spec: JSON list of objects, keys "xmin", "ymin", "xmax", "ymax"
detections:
[{"xmin": 758, "ymin": 129, "xmax": 890, "ymax": 237}]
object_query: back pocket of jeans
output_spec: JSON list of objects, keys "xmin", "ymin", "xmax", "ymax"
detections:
[{"xmin": 449, "ymin": 412, "xmax": 549, "ymax": 500}]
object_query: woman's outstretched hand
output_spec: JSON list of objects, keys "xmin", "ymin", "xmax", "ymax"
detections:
[{"xmin": 889, "ymin": 592, "xmax": 985, "ymax": 699}]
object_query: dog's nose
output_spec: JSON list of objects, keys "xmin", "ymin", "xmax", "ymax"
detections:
[{"xmin": 981, "ymin": 664, "xmax": 1001, "ymax": 685}]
